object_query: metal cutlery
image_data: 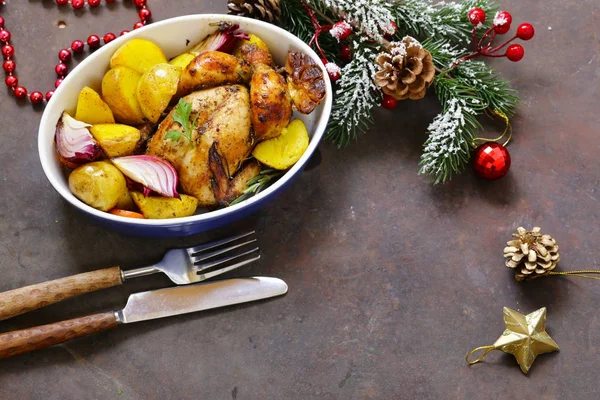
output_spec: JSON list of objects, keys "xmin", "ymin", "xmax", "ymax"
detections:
[
  {"xmin": 0, "ymin": 276, "xmax": 288, "ymax": 359},
  {"xmin": 0, "ymin": 231, "xmax": 259, "ymax": 321}
]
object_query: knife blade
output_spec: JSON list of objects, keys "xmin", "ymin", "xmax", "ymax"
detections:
[{"xmin": 0, "ymin": 277, "xmax": 287, "ymax": 359}]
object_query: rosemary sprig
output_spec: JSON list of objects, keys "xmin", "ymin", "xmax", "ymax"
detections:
[{"xmin": 229, "ymin": 168, "xmax": 285, "ymax": 206}]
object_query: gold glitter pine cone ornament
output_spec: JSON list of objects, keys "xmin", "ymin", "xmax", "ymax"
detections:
[
  {"xmin": 374, "ymin": 36, "xmax": 435, "ymax": 101},
  {"xmin": 227, "ymin": 0, "xmax": 281, "ymax": 23},
  {"xmin": 504, "ymin": 227, "xmax": 560, "ymax": 281}
]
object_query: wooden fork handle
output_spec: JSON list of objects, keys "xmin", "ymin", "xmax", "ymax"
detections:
[
  {"xmin": 0, "ymin": 267, "xmax": 123, "ymax": 321},
  {"xmin": 0, "ymin": 312, "xmax": 118, "ymax": 359}
]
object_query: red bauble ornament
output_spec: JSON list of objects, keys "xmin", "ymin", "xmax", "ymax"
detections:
[
  {"xmin": 340, "ymin": 43, "xmax": 351, "ymax": 62},
  {"xmin": 5, "ymin": 75, "xmax": 18, "ymax": 88},
  {"xmin": 139, "ymin": 8, "xmax": 152, "ymax": 21},
  {"xmin": 14, "ymin": 86, "xmax": 28, "ymax": 99},
  {"xmin": 71, "ymin": 0, "xmax": 85, "ymax": 10},
  {"xmin": 71, "ymin": 40, "xmax": 85, "ymax": 53},
  {"xmin": 2, "ymin": 44, "xmax": 15, "ymax": 58},
  {"xmin": 133, "ymin": 22, "xmax": 145, "ymax": 30},
  {"xmin": 516, "ymin": 23, "xmax": 535, "ymax": 40},
  {"xmin": 506, "ymin": 44, "xmax": 524, "ymax": 62},
  {"xmin": 58, "ymin": 49, "xmax": 72, "ymax": 62},
  {"xmin": 87, "ymin": 35, "xmax": 101, "ymax": 49},
  {"xmin": 88, "ymin": 0, "xmax": 101, "ymax": 7},
  {"xmin": 472, "ymin": 142, "xmax": 511, "ymax": 180},
  {"xmin": 468, "ymin": 8, "xmax": 486, "ymax": 25},
  {"xmin": 55, "ymin": 63, "xmax": 69, "ymax": 76},
  {"xmin": 103, "ymin": 33, "xmax": 117, "ymax": 44},
  {"xmin": 381, "ymin": 94, "xmax": 397, "ymax": 109},
  {"xmin": 0, "ymin": 30, "xmax": 12, "ymax": 43},
  {"xmin": 3, "ymin": 60, "xmax": 15, "ymax": 73},
  {"xmin": 30, "ymin": 91, "xmax": 44, "ymax": 104}
]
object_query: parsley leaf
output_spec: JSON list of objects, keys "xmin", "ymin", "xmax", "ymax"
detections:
[{"xmin": 165, "ymin": 98, "xmax": 198, "ymax": 146}]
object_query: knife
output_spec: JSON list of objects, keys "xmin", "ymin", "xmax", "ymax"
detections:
[{"xmin": 0, "ymin": 277, "xmax": 287, "ymax": 359}]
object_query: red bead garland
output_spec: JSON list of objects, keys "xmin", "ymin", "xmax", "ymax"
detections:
[{"xmin": 1, "ymin": 0, "xmax": 154, "ymax": 105}]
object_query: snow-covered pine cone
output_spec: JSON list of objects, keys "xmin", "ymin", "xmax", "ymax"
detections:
[
  {"xmin": 504, "ymin": 227, "xmax": 560, "ymax": 281},
  {"xmin": 228, "ymin": 0, "xmax": 281, "ymax": 23},
  {"xmin": 374, "ymin": 36, "xmax": 435, "ymax": 101}
]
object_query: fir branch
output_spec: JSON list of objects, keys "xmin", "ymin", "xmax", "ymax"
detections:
[
  {"xmin": 325, "ymin": 39, "xmax": 382, "ymax": 147},
  {"xmin": 322, "ymin": 0, "xmax": 395, "ymax": 38}
]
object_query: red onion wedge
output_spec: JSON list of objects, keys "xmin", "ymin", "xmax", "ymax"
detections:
[
  {"xmin": 190, "ymin": 22, "xmax": 249, "ymax": 55},
  {"xmin": 54, "ymin": 112, "xmax": 102, "ymax": 167},
  {"xmin": 112, "ymin": 155, "xmax": 180, "ymax": 198}
]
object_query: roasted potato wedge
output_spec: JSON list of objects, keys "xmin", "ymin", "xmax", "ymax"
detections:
[
  {"xmin": 89, "ymin": 124, "xmax": 141, "ymax": 158},
  {"xmin": 169, "ymin": 53, "xmax": 196, "ymax": 69},
  {"xmin": 68, "ymin": 161, "xmax": 128, "ymax": 211},
  {"xmin": 102, "ymin": 66, "xmax": 146, "ymax": 125},
  {"xmin": 74, "ymin": 86, "xmax": 115, "ymax": 125},
  {"xmin": 252, "ymin": 119, "xmax": 309, "ymax": 170},
  {"xmin": 115, "ymin": 190, "xmax": 136, "ymax": 211},
  {"xmin": 137, "ymin": 63, "xmax": 181, "ymax": 123},
  {"xmin": 110, "ymin": 39, "xmax": 167, "ymax": 74},
  {"xmin": 250, "ymin": 64, "xmax": 292, "ymax": 142},
  {"xmin": 131, "ymin": 192, "xmax": 198, "ymax": 219}
]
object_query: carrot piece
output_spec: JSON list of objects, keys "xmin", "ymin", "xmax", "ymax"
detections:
[{"xmin": 108, "ymin": 209, "xmax": 145, "ymax": 219}]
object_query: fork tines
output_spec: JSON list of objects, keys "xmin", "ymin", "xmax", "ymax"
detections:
[{"xmin": 188, "ymin": 231, "xmax": 260, "ymax": 280}]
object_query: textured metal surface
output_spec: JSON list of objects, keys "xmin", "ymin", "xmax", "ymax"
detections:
[
  {"xmin": 0, "ymin": 1, "xmax": 599, "ymax": 399},
  {"xmin": 116, "ymin": 277, "xmax": 288, "ymax": 324}
]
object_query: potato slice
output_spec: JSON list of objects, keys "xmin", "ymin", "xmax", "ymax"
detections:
[
  {"xmin": 102, "ymin": 66, "xmax": 146, "ymax": 125},
  {"xmin": 74, "ymin": 86, "xmax": 115, "ymax": 125},
  {"xmin": 131, "ymin": 192, "xmax": 198, "ymax": 219},
  {"xmin": 169, "ymin": 53, "xmax": 196, "ymax": 69},
  {"xmin": 110, "ymin": 39, "xmax": 167, "ymax": 74},
  {"xmin": 252, "ymin": 119, "xmax": 309, "ymax": 170},
  {"xmin": 69, "ymin": 161, "xmax": 128, "ymax": 211},
  {"xmin": 89, "ymin": 124, "xmax": 141, "ymax": 158},
  {"xmin": 137, "ymin": 63, "xmax": 181, "ymax": 123}
]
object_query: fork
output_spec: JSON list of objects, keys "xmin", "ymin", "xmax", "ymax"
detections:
[{"xmin": 0, "ymin": 231, "xmax": 259, "ymax": 321}]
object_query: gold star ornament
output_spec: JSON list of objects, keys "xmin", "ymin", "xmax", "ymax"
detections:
[{"xmin": 466, "ymin": 307, "xmax": 559, "ymax": 374}]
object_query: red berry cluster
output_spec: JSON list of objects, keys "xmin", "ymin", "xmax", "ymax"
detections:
[
  {"xmin": 457, "ymin": 8, "xmax": 534, "ymax": 66},
  {"xmin": 1, "ymin": 0, "xmax": 152, "ymax": 105}
]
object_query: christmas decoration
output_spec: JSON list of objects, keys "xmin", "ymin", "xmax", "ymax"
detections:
[
  {"xmin": 227, "ymin": 0, "xmax": 282, "ymax": 23},
  {"xmin": 466, "ymin": 307, "xmax": 559, "ymax": 374},
  {"xmin": 471, "ymin": 142, "xmax": 511, "ymax": 180},
  {"xmin": 374, "ymin": 36, "xmax": 435, "ymax": 101},
  {"xmin": 381, "ymin": 94, "xmax": 397, "ymax": 109},
  {"xmin": 0, "ymin": 0, "xmax": 153, "ymax": 105},
  {"xmin": 504, "ymin": 227, "xmax": 559, "ymax": 280},
  {"xmin": 234, "ymin": 0, "xmax": 535, "ymax": 183}
]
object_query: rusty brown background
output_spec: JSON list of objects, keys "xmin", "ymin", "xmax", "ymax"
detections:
[{"xmin": 0, "ymin": 0, "xmax": 599, "ymax": 399}]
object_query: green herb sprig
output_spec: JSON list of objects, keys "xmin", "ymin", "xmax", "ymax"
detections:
[
  {"xmin": 165, "ymin": 98, "xmax": 199, "ymax": 146},
  {"xmin": 229, "ymin": 168, "xmax": 285, "ymax": 206}
]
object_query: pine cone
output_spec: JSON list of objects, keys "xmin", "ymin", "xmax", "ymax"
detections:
[
  {"xmin": 374, "ymin": 36, "xmax": 435, "ymax": 101},
  {"xmin": 228, "ymin": 0, "xmax": 281, "ymax": 23},
  {"xmin": 504, "ymin": 227, "xmax": 560, "ymax": 281}
]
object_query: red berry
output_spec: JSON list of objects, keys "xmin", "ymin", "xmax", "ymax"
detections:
[
  {"xmin": 5, "ymin": 75, "xmax": 18, "ymax": 88},
  {"xmin": 340, "ymin": 43, "xmax": 351, "ymax": 62},
  {"xmin": 71, "ymin": 0, "xmax": 84, "ymax": 9},
  {"xmin": 0, "ymin": 16, "xmax": 4, "ymax": 28},
  {"xmin": 71, "ymin": 40, "xmax": 85, "ymax": 53},
  {"xmin": 14, "ymin": 86, "xmax": 28, "ymax": 99},
  {"xmin": 88, "ymin": 0, "xmax": 101, "ymax": 6},
  {"xmin": 516, "ymin": 23, "xmax": 535, "ymax": 40},
  {"xmin": 381, "ymin": 94, "xmax": 397, "ymax": 109},
  {"xmin": 133, "ymin": 22, "xmax": 145, "ymax": 30},
  {"xmin": 46, "ymin": 91, "xmax": 55, "ymax": 101},
  {"xmin": 0, "ymin": 30, "xmax": 11, "ymax": 43},
  {"xmin": 384, "ymin": 21, "xmax": 397, "ymax": 39},
  {"xmin": 472, "ymin": 142, "xmax": 511, "ymax": 180},
  {"xmin": 55, "ymin": 63, "xmax": 69, "ymax": 76},
  {"xmin": 87, "ymin": 35, "xmax": 101, "ymax": 49},
  {"xmin": 493, "ymin": 11, "xmax": 512, "ymax": 34},
  {"xmin": 139, "ymin": 8, "xmax": 152, "ymax": 21},
  {"xmin": 328, "ymin": 70, "xmax": 341, "ymax": 82},
  {"xmin": 56, "ymin": 0, "xmax": 69, "ymax": 5},
  {"xmin": 468, "ymin": 8, "xmax": 486, "ymax": 25},
  {"xmin": 506, "ymin": 44, "xmax": 524, "ymax": 62},
  {"xmin": 55, "ymin": 78, "xmax": 64, "ymax": 88},
  {"xmin": 103, "ymin": 33, "xmax": 116, "ymax": 44},
  {"xmin": 30, "ymin": 91, "xmax": 44, "ymax": 104},
  {"xmin": 58, "ymin": 49, "xmax": 72, "ymax": 62},
  {"xmin": 331, "ymin": 21, "xmax": 352, "ymax": 41},
  {"xmin": 120, "ymin": 30, "xmax": 130, "ymax": 36},
  {"xmin": 2, "ymin": 44, "xmax": 15, "ymax": 58},
  {"xmin": 134, "ymin": 0, "xmax": 147, "ymax": 7},
  {"xmin": 3, "ymin": 60, "xmax": 15, "ymax": 73}
]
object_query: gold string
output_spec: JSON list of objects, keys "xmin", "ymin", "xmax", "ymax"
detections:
[
  {"xmin": 473, "ymin": 109, "xmax": 512, "ymax": 146},
  {"xmin": 548, "ymin": 270, "xmax": 600, "ymax": 281},
  {"xmin": 466, "ymin": 345, "xmax": 496, "ymax": 365}
]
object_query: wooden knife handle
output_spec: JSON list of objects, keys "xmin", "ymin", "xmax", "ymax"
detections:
[
  {"xmin": 0, "ymin": 312, "xmax": 118, "ymax": 359},
  {"xmin": 0, "ymin": 267, "xmax": 123, "ymax": 321}
]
